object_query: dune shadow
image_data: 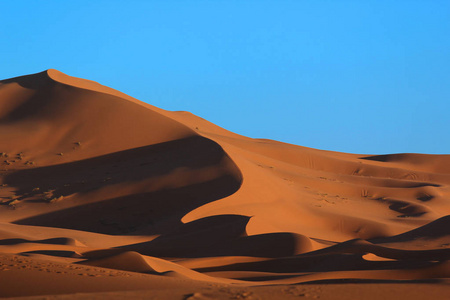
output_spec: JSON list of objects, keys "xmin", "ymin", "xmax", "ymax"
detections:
[
  {"xmin": 297, "ymin": 278, "xmax": 443, "ymax": 284},
  {"xmin": 118, "ymin": 214, "xmax": 301, "ymax": 258},
  {"xmin": 9, "ymin": 136, "xmax": 242, "ymax": 236},
  {"xmin": 195, "ymin": 251, "xmax": 439, "ymax": 274},
  {"xmin": 371, "ymin": 197, "xmax": 429, "ymax": 218},
  {"xmin": 369, "ymin": 215, "xmax": 450, "ymax": 244},
  {"xmin": 21, "ymin": 250, "xmax": 80, "ymax": 258},
  {"xmin": 13, "ymin": 177, "xmax": 239, "ymax": 236},
  {"xmin": 359, "ymin": 154, "xmax": 400, "ymax": 162},
  {"xmin": 5, "ymin": 135, "xmax": 240, "ymax": 197},
  {"xmin": 0, "ymin": 71, "xmax": 53, "ymax": 89},
  {"xmin": 0, "ymin": 71, "xmax": 59, "ymax": 124},
  {"xmin": 0, "ymin": 237, "xmax": 77, "ymax": 246}
]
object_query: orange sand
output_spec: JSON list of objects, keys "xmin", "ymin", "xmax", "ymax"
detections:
[{"xmin": 0, "ymin": 70, "xmax": 448, "ymax": 299}]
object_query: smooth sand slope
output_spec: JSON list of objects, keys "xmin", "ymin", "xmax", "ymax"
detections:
[{"xmin": 0, "ymin": 70, "xmax": 449, "ymax": 299}]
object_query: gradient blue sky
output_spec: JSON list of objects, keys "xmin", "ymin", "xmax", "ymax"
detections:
[{"xmin": 2, "ymin": 1, "xmax": 449, "ymax": 154}]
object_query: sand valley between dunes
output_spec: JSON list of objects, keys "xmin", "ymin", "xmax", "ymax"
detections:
[{"xmin": 0, "ymin": 70, "xmax": 448, "ymax": 299}]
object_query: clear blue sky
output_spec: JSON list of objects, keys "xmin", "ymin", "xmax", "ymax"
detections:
[{"xmin": 2, "ymin": 1, "xmax": 449, "ymax": 154}]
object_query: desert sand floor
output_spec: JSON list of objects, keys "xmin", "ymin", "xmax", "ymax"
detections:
[{"xmin": 0, "ymin": 70, "xmax": 449, "ymax": 299}]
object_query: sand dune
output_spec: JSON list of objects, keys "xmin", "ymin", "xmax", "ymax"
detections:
[{"xmin": 0, "ymin": 70, "xmax": 448, "ymax": 299}]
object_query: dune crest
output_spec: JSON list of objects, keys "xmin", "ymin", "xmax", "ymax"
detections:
[{"xmin": 0, "ymin": 70, "xmax": 448, "ymax": 298}]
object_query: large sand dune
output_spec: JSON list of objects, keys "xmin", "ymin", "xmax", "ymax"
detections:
[{"xmin": 0, "ymin": 70, "xmax": 448, "ymax": 299}]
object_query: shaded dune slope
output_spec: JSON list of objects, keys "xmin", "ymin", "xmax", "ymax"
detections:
[{"xmin": 0, "ymin": 70, "xmax": 449, "ymax": 297}]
